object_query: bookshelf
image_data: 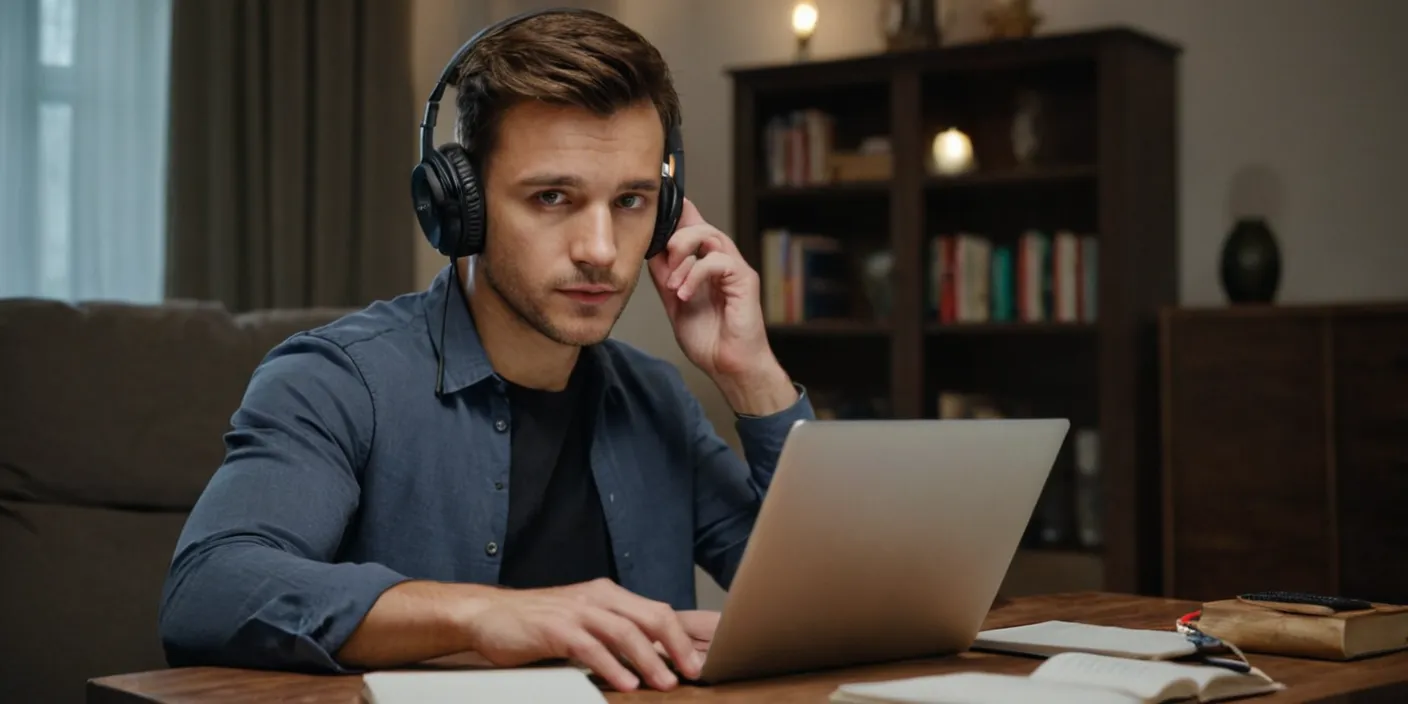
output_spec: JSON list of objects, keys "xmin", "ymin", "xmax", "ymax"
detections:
[{"xmin": 728, "ymin": 28, "xmax": 1180, "ymax": 596}]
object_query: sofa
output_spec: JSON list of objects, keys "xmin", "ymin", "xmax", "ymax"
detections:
[{"xmin": 0, "ymin": 297, "xmax": 353, "ymax": 704}]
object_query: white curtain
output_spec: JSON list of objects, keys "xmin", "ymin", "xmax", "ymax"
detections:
[{"xmin": 0, "ymin": 0, "xmax": 173, "ymax": 302}]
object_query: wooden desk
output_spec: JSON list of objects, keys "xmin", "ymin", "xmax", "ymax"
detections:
[{"xmin": 88, "ymin": 592, "xmax": 1408, "ymax": 703}]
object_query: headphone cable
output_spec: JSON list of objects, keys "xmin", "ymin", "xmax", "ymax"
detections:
[{"xmin": 435, "ymin": 255, "xmax": 456, "ymax": 396}]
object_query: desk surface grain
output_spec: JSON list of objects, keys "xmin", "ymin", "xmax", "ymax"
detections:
[{"xmin": 87, "ymin": 592, "xmax": 1408, "ymax": 704}]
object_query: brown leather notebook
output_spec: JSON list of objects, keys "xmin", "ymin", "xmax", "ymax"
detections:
[{"xmin": 1196, "ymin": 597, "xmax": 1408, "ymax": 661}]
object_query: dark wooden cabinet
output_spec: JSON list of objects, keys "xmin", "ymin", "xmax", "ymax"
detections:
[
  {"xmin": 1160, "ymin": 304, "xmax": 1408, "ymax": 604},
  {"xmin": 728, "ymin": 28, "xmax": 1181, "ymax": 596}
]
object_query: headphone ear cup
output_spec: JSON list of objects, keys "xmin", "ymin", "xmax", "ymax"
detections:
[
  {"xmin": 411, "ymin": 151, "xmax": 458, "ymax": 257},
  {"xmin": 648, "ymin": 175, "xmax": 682, "ymax": 260},
  {"xmin": 438, "ymin": 144, "xmax": 485, "ymax": 257}
]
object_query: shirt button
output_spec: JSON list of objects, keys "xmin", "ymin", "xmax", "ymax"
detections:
[
  {"xmin": 494, "ymin": 481, "xmax": 504, "ymax": 490},
  {"xmin": 494, "ymin": 419, "xmax": 508, "ymax": 433},
  {"xmin": 485, "ymin": 541, "xmax": 499, "ymax": 556}
]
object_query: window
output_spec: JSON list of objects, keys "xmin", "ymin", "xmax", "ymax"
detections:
[{"xmin": 0, "ymin": 0, "xmax": 173, "ymax": 302}]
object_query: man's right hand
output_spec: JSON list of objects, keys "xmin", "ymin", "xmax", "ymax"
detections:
[{"xmin": 461, "ymin": 578, "xmax": 706, "ymax": 692}]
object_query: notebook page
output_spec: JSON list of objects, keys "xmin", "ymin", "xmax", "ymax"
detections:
[
  {"xmin": 1030, "ymin": 653, "xmax": 1203, "ymax": 701},
  {"xmin": 831, "ymin": 672, "xmax": 1143, "ymax": 704},
  {"xmin": 1029, "ymin": 651, "xmax": 1287, "ymax": 703},
  {"xmin": 362, "ymin": 668, "xmax": 608, "ymax": 704},
  {"xmin": 973, "ymin": 621, "xmax": 1198, "ymax": 660}
]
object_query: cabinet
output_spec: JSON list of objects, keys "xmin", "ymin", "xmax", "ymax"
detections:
[
  {"xmin": 729, "ymin": 28, "xmax": 1180, "ymax": 596},
  {"xmin": 1160, "ymin": 304, "xmax": 1408, "ymax": 603}
]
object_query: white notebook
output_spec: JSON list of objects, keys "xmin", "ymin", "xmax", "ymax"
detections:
[
  {"xmin": 361, "ymin": 668, "xmax": 607, "ymax": 704},
  {"xmin": 830, "ymin": 652, "xmax": 1285, "ymax": 704},
  {"xmin": 971, "ymin": 620, "xmax": 1200, "ymax": 660}
]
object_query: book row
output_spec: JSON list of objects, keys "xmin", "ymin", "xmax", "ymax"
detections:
[
  {"xmin": 930, "ymin": 230, "xmax": 1099, "ymax": 325},
  {"xmin": 757, "ymin": 227, "xmax": 1100, "ymax": 326}
]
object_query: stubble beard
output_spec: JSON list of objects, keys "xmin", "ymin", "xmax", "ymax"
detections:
[{"xmin": 480, "ymin": 252, "xmax": 635, "ymax": 347}]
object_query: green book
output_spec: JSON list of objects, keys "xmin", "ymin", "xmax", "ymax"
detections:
[{"xmin": 991, "ymin": 246, "xmax": 1014, "ymax": 322}]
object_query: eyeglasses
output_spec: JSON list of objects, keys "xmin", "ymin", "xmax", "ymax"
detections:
[{"xmin": 1175, "ymin": 610, "xmax": 1273, "ymax": 682}]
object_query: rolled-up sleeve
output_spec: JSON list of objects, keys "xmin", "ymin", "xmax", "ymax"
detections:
[
  {"xmin": 691, "ymin": 381, "xmax": 814, "ymax": 588},
  {"xmin": 158, "ymin": 332, "xmax": 411, "ymax": 673}
]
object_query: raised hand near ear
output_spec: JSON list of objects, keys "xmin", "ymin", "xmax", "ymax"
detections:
[{"xmin": 647, "ymin": 198, "xmax": 797, "ymax": 417}]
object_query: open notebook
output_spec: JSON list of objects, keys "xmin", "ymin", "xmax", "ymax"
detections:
[
  {"xmin": 829, "ymin": 652, "xmax": 1284, "ymax": 704},
  {"xmin": 362, "ymin": 667, "xmax": 607, "ymax": 703}
]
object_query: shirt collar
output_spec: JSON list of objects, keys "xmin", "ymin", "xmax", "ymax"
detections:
[
  {"xmin": 422, "ymin": 263, "xmax": 625, "ymax": 401},
  {"xmin": 423, "ymin": 263, "xmax": 495, "ymax": 395}
]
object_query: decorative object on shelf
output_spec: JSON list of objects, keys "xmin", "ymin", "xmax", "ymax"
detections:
[
  {"xmin": 791, "ymin": 1, "xmax": 818, "ymax": 60},
  {"xmin": 1219, "ymin": 217, "xmax": 1282, "ymax": 304},
  {"xmin": 882, "ymin": 0, "xmax": 940, "ymax": 51},
  {"xmin": 828, "ymin": 135, "xmax": 893, "ymax": 183},
  {"xmin": 930, "ymin": 127, "xmax": 976, "ymax": 175},
  {"xmin": 983, "ymin": 0, "xmax": 1042, "ymax": 40},
  {"xmin": 862, "ymin": 249, "xmax": 895, "ymax": 320},
  {"xmin": 1222, "ymin": 164, "xmax": 1284, "ymax": 304},
  {"xmin": 1011, "ymin": 89, "xmax": 1044, "ymax": 165}
]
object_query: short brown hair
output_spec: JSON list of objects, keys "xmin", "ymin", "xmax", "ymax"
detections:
[{"xmin": 453, "ymin": 10, "xmax": 681, "ymax": 173}]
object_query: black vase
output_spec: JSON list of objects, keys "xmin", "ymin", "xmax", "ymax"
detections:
[{"xmin": 1220, "ymin": 218, "xmax": 1281, "ymax": 303}]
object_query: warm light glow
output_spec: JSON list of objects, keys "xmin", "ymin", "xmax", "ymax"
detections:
[
  {"xmin": 792, "ymin": 1, "xmax": 818, "ymax": 39},
  {"xmin": 932, "ymin": 128, "xmax": 975, "ymax": 175}
]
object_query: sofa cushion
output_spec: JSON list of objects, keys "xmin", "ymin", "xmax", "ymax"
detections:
[
  {"xmin": 0, "ymin": 501, "xmax": 192, "ymax": 704},
  {"xmin": 235, "ymin": 307, "xmax": 361, "ymax": 368},
  {"xmin": 0, "ymin": 298, "xmax": 351, "ymax": 510}
]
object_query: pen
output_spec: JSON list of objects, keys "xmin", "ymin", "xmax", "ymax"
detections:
[{"xmin": 1201, "ymin": 656, "xmax": 1251, "ymax": 673}]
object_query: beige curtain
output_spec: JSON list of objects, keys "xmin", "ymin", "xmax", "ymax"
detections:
[{"xmin": 163, "ymin": 0, "xmax": 415, "ymax": 312}]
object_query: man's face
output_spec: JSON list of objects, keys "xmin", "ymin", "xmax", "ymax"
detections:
[{"xmin": 478, "ymin": 98, "xmax": 664, "ymax": 347}]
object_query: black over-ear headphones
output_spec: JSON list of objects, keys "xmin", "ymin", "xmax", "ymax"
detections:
[{"xmin": 410, "ymin": 6, "xmax": 686, "ymax": 262}]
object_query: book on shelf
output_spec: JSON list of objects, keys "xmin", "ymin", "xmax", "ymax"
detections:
[
  {"xmin": 929, "ymin": 230, "xmax": 1098, "ymax": 325},
  {"xmin": 1032, "ymin": 426, "xmax": 1103, "ymax": 550},
  {"xmin": 936, "ymin": 392, "xmax": 1103, "ymax": 550},
  {"xmin": 810, "ymin": 390, "xmax": 891, "ymax": 420},
  {"xmin": 763, "ymin": 108, "xmax": 891, "ymax": 186},
  {"xmin": 829, "ymin": 652, "xmax": 1284, "ymax": 704},
  {"xmin": 761, "ymin": 228, "xmax": 849, "ymax": 324},
  {"xmin": 766, "ymin": 109, "xmax": 834, "ymax": 186}
]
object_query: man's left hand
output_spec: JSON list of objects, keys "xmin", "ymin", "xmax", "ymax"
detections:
[{"xmin": 648, "ymin": 199, "xmax": 797, "ymax": 416}]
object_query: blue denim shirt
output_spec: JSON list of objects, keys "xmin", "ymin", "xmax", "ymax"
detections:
[{"xmin": 158, "ymin": 264, "xmax": 814, "ymax": 673}]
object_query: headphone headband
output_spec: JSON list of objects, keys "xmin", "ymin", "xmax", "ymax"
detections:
[
  {"xmin": 411, "ymin": 6, "xmax": 684, "ymax": 262},
  {"xmin": 419, "ymin": 7, "xmax": 584, "ymax": 163}
]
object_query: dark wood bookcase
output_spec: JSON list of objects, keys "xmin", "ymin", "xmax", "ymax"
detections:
[{"xmin": 727, "ymin": 28, "xmax": 1180, "ymax": 595}]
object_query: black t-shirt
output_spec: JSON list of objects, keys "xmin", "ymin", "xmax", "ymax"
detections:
[{"xmin": 497, "ymin": 357, "xmax": 618, "ymax": 589}]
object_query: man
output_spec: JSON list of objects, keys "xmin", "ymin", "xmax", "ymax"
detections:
[{"xmin": 157, "ymin": 8, "xmax": 812, "ymax": 694}]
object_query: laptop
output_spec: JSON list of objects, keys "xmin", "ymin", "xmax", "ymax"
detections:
[{"xmin": 690, "ymin": 417, "xmax": 1070, "ymax": 684}]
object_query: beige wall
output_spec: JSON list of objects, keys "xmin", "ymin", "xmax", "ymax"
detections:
[
  {"xmin": 1035, "ymin": 0, "xmax": 1408, "ymax": 305},
  {"xmin": 408, "ymin": 0, "xmax": 1408, "ymax": 606},
  {"xmin": 413, "ymin": 0, "xmax": 1408, "ymax": 303}
]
